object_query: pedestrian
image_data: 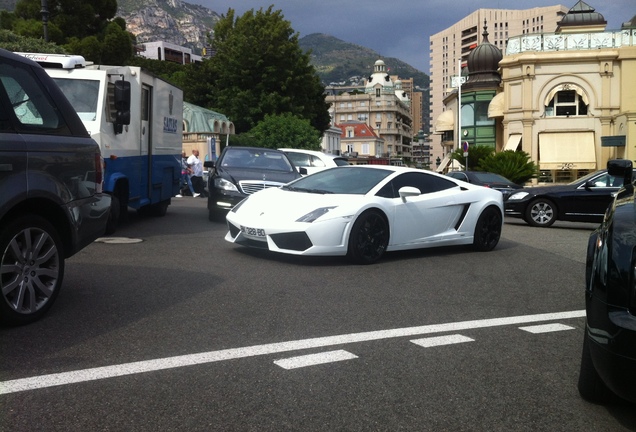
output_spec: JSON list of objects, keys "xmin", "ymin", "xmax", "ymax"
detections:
[
  {"xmin": 187, "ymin": 149, "xmax": 203, "ymax": 197},
  {"xmin": 175, "ymin": 151, "xmax": 197, "ymax": 197}
]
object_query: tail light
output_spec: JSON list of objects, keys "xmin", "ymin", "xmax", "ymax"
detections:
[{"xmin": 95, "ymin": 152, "xmax": 104, "ymax": 194}]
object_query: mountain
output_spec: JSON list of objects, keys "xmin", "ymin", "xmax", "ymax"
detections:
[
  {"xmin": 298, "ymin": 33, "xmax": 429, "ymax": 90},
  {"xmin": 116, "ymin": 0, "xmax": 221, "ymax": 51}
]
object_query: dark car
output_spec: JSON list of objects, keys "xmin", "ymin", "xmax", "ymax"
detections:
[
  {"xmin": 204, "ymin": 146, "xmax": 302, "ymax": 221},
  {"xmin": 504, "ymin": 167, "xmax": 635, "ymax": 227},
  {"xmin": 0, "ymin": 48, "xmax": 111, "ymax": 325},
  {"xmin": 578, "ymin": 159, "xmax": 636, "ymax": 404},
  {"xmin": 446, "ymin": 171, "xmax": 522, "ymax": 199}
]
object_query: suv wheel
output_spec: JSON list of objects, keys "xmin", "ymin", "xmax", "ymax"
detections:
[{"xmin": 0, "ymin": 215, "xmax": 65, "ymax": 326}]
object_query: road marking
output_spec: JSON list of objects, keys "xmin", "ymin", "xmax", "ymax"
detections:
[
  {"xmin": 0, "ymin": 310, "xmax": 585, "ymax": 395},
  {"xmin": 411, "ymin": 334, "xmax": 474, "ymax": 348},
  {"xmin": 519, "ymin": 323, "xmax": 575, "ymax": 334},
  {"xmin": 274, "ymin": 350, "xmax": 358, "ymax": 369}
]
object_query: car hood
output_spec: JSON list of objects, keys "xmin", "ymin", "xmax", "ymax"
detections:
[
  {"xmin": 216, "ymin": 166, "xmax": 300, "ymax": 184},
  {"xmin": 235, "ymin": 187, "xmax": 365, "ymax": 222},
  {"xmin": 512, "ymin": 184, "xmax": 574, "ymax": 196}
]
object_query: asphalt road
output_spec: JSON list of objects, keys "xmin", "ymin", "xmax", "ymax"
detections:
[{"xmin": 1, "ymin": 197, "xmax": 635, "ymax": 431}]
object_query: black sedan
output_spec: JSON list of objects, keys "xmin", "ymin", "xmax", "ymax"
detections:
[
  {"xmin": 579, "ymin": 159, "xmax": 636, "ymax": 404},
  {"xmin": 203, "ymin": 147, "xmax": 302, "ymax": 221},
  {"xmin": 446, "ymin": 171, "xmax": 522, "ymax": 199},
  {"xmin": 504, "ymin": 167, "xmax": 634, "ymax": 227}
]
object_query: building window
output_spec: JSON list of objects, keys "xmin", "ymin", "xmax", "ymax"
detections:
[
  {"xmin": 347, "ymin": 114, "xmax": 353, "ymax": 120},
  {"xmin": 347, "ymin": 144, "xmax": 354, "ymax": 153},
  {"xmin": 376, "ymin": 113, "xmax": 382, "ymax": 120},
  {"xmin": 361, "ymin": 143, "xmax": 370, "ymax": 155},
  {"xmin": 340, "ymin": 114, "xmax": 345, "ymax": 121},
  {"xmin": 545, "ymin": 86, "xmax": 588, "ymax": 117},
  {"xmin": 360, "ymin": 101, "xmax": 366, "ymax": 107},
  {"xmin": 376, "ymin": 88, "xmax": 381, "ymax": 97}
]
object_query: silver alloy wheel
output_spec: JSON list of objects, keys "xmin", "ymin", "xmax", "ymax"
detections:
[
  {"xmin": 1, "ymin": 225, "xmax": 61, "ymax": 316},
  {"xmin": 528, "ymin": 199, "xmax": 556, "ymax": 227}
]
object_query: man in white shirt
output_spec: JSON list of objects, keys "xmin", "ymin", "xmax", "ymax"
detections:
[{"xmin": 187, "ymin": 149, "xmax": 203, "ymax": 197}]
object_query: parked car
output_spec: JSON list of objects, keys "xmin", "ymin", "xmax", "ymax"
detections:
[
  {"xmin": 504, "ymin": 167, "xmax": 635, "ymax": 227},
  {"xmin": 204, "ymin": 146, "xmax": 302, "ymax": 221},
  {"xmin": 0, "ymin": 48, "xmax": 111, "ymax": 326},
  {"xmin": 446, "ymin": 170, "xmax": 522, "ymax": 199},
  {"xmin": 279, "ymin": 148, "xmax": 349, "ymax": 175},
  {"xmin": 225, "ymin": 165, "xmax": 504, "ymax": 264},
  {"xmin": 578, "ymin": 159, "xmax": 636, "ymax": 404}
]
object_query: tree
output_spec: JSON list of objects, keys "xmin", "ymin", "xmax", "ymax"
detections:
[
  {"xmin": 8, "ymin": 0, "xmax": 133, "ymax": 64},
  {"xmin": 478, "ymin": 150, "xmax": 538, "ymax": 184},
  {"xmin": 248, "ymin": 113, "xmax": 322, "ymax": 150},
  {"xmin": 202, "ymin": 7, "xmax": 330, "ymax": 134},
  {"xmin": 0, "ymin": 29, "xmax": 64, "ymax": 53},
  {"xmin": 450, "ymin": 145, "xmax": 494, "ymax": 171}
]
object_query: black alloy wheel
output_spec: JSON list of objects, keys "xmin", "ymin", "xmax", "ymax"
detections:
[
  {"xmin": 0, "ymin": 215, "xmax": 65, "ymax": 326},
  {"xmin": 348, "ymin": 210, "xmax": 389, "ymax": 265},
  {"xmin": 526, "ymin": 198, "xmax": 557, "ymax": 227},
  {"xmin": 473, "ymin": 206, "xmax": 502, "ymax": 251}
]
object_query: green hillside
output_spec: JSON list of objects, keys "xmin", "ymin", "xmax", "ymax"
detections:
[{"xmin": 299, "ymin": 33, "xmax": 429, "ymax": 90}]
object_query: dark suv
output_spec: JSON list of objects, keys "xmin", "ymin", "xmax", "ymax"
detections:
[
  {"xmin": 0, "ymin": 49, "xmax": 111, "ymax": 325},
  {"xmin": 204, "ymin": 146, "xmax": 302, "ymax": 221}
]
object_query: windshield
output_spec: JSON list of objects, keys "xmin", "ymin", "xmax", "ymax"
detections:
[
  {"xmin": 284, "ymin": 166, "xmax": 393, "ymax": 195},
  {"xmin": 219, "ymin": 148, "xmax": 294, "ymax": 172},
  {"xmin": 52, "ymin": 78, "xmax": 100, "ymax": 121},
  {"xmin": 472, "ymin": 172, "xmax": 512, "ymax": 183}
]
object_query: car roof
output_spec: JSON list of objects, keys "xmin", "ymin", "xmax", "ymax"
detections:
[
  {"xmin": 0, "ymin": 48, "xmax": 47, "ymax": 69},
  {"xmin": 223, "ymin": 146, "xmax": 285, "ymax": 154},
  {"xmin": 279, "ymin": 148, "xmax": 344, "ymax": 159}
]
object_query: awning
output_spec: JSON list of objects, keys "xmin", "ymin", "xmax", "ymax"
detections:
[
  {"xmin": 434, "ymin": 110, "xmax": 454, "ymax": 133},
  {"xmin": 435, "ymin": 155, "xmax": 451, "ymax": 172},
  {"xmin": 488, "ymin": 93, "xmax": 504, "ymax": 118},
  {"xmin": 544, "ymin": 84, "xmax": 589, "ymax": 106},
  {"xmin": 539, "ymin": 132, "xmax": 596, "ymax": 170},
  {"xmin": 503, "ymin": 134, "xmax": 522, "ymax": 151}
]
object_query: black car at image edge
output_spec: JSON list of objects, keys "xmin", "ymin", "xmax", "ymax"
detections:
[
  {"xmin": 579, "ymin": 159, "xmax": 636, "ymax": 404},
  {"xmin": 0, "ymin": 48, "xmax": 111, "ymax": 326}
]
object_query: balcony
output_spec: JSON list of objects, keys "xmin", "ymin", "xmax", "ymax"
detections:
[{"xmin": 506, "ymin": 29, "xmax": 635, "ymax": 55}]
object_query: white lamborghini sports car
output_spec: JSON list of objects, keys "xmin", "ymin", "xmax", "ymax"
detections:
[{"xmin": 225, "ymin": 165, "xmax": 504, "ymax": 264}]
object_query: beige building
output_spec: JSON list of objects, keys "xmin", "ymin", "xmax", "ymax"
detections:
[
  {"xmin": 429, "ymin": 5, "xmax": 569, "ymax": 166},
  {"xmin": 494, "ymin": 3, "xmax": 636, "ymax": 183},
  {"xmin": 326, "ymin": 60, "xmax": 413, "ymax": 160}
]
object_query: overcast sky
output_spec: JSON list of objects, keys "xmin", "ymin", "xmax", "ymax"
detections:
[{"xmin": 192, "ymin": 1, "xmax": 633, "ymax": 73}]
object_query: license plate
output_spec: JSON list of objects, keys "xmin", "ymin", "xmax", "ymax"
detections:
[{"xmin": 241, "ymin": 226, "xmax": 266, "ymax": 237}]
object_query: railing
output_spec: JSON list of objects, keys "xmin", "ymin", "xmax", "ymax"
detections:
[{"xmin": 506, "ymin": 29, "xmax": 635, "ymax": 55}]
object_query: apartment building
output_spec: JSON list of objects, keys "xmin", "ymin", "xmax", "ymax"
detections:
[
  {"xmin": 429, "ymin": 5, "xmax": 569, "ymax": 166},
  {"xmin": 138, "ymin": 41, "xmax": 202, "ymax": 64},
  {"xmin": 326, "ymin": 59, "xmax": 413, "ymax": 161}
]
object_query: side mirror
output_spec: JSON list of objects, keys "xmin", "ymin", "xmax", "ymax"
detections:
[
  {"xmin": 203, "ymin": 160, "xmax": 215, "ymax": 169},
  {"xmin": 398, "ymin": 186, "xmax": 421, "ymax": 202},
  {"xmin": 607, "ymin": 159, "xmax": 633, "ymax": 187},
  {"xmin": 114, "ymin": 80, "xmax": 131, "ymax": 126},
  {"xmin": 299, "ymin": 167, "xmax": 308, "ymax": 175}
]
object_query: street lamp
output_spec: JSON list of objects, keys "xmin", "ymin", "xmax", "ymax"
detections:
[{"xmin": 40, "ymin": 0, "xmax": 49, "ymax": 42}]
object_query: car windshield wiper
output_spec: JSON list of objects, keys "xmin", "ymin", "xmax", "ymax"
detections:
[{"xmin": 283, "ymin": 185, "xmax": 333, "ymax": 194}]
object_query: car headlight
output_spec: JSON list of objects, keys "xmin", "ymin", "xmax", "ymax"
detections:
[
  {"xmin": 296, "ymin": 206, "xmax": 337, "ymax": 223},
  {"xmin": 214, "ymin": 177, "xmax": 239, "ymax": 192},
  {"xmin": 508, "ymin": 191, "xmax": 530, "ymax": 200}
]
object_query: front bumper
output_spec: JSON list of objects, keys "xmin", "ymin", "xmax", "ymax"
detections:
[
  {"xmin": 225, "ymin": 212, "xmax": 352, "ymax": 257},
  {"xmin": 504, "ymin": 200, "xmax": 527, "ymax": 218}
]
